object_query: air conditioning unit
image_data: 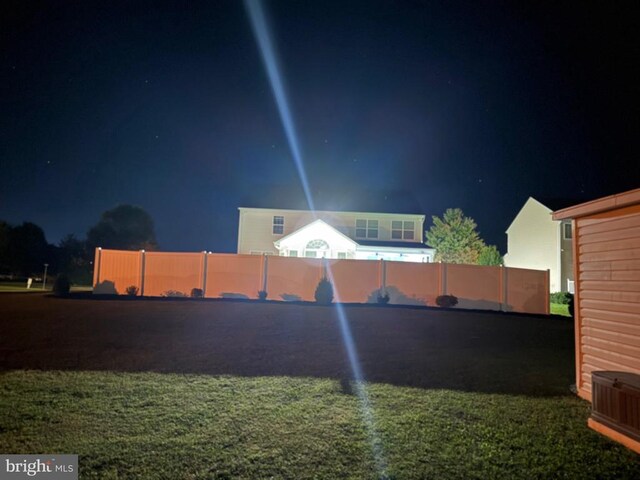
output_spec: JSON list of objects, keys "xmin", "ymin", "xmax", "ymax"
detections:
[{"xmin": 591, "ymin": 371, "xmax": 640, "ymax": 443}]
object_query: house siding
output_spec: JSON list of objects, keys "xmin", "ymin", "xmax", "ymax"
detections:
[
  {"xmin": 504, "ymin": 198, "xmax": 563, "ymax": 291},
  {"xmin": 574, "ymin": 203, "xmax": 640, "ymax": 400},
  {"xmin": 237, "ymin": 208, "xmax": 425, "ymax": 255}
]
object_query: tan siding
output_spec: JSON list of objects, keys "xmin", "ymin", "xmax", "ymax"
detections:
[{"xmin": 576, "ymin": 204, "xmax": 640, "ymax": 396}]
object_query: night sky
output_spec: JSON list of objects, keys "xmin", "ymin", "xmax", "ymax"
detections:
[{"xmin": 2, "ymin": 0, "xmax": 638, "ymax": 254}]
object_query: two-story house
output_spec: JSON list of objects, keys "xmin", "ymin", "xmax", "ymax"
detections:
[
  {"xmin": 503, "ymin": 197, "xmax": 575, "ymax": 293},
  {"xmin": 237, "ymin": 207, "xmax": 434, "ymax": 262}
]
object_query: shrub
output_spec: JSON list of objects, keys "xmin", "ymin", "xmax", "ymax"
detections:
[
  {"xmin": 568, "ymin": 294, "xmax": 575, "ymax": 317},
  {"xmin": 550, "ymin": 291, "xmax": 572, "ymax": 304},
  {"xmin": 258, "ymin": 290, "xmax": 268, "ymax": 301},
  {"xmin": 52, "ymin": 274, "xmax": 70, "ymax": 297},
  {"xmin": 125, "ymin": 285, "xmax": 139, "ymax": 296},
  {"xmin": 436, "ymin": 294, "xmax": 458, "ymax": 308},
  {"xmin": 190, "ymin": 288, "xmax": 204, "ymax": 298},
  {"xmin": 377, "ymin": 291, "xmax": 390, "ymax": 305},
  {"xmin": 314, "ymin": 277, "xmax": 334, "ymax": 305}
]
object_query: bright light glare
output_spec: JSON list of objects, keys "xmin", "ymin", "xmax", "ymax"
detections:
[
  {"xmin": 243, "ymin": 1, "xmax": 388, "ymax": 476},
  {"xmin": 244, "ymin": 0, "xmax": 315, "ymax": 211}
]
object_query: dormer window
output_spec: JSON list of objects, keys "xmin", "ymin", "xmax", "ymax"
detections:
[
  {"xmin": 356, "ymin": 219, "xmax": 378, "ymax": 239},
  {"xmin": 273, "ymin": 216, "xmax": 284, "ymax": 235},
  {"xmin": 392, "ymin": 220, "xmax": 415, "ymax": 240}
]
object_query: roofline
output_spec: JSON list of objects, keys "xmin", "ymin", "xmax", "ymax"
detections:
[
  {"xmin": 356, "ymin": 245, "xmax": 434, "ymax": 253},
  {"xmin": 552, "ymin": 188, "xmax": 640, "ymax": 220},
  {"xmin": 505, "ymin": 197, "xmax": 553, "ymax": 234},
  {"xmin": 238, "ymin": 206, "xmax": 425, "ymax": 221},
  {"xmin": 274, "ymin": 218, "xmax": 357, "ymax": 247}
]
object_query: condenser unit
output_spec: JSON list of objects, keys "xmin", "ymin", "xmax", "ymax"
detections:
[{"xmin": 591, "ymin": 371, "xmax": 640, "ymax": 443}]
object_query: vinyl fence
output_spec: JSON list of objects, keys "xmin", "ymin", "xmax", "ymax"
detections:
[{"xmin": 93, "ymin": 248, "xmax": 550, "ymax": 314}]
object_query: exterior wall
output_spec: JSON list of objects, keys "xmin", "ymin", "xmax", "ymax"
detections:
[
  {"xmin": 505, "ymin": 197, "xmax": 568, "ymax": 292},
  {"xmin": 571, "ymin": 203, "xmax": 640, "ymax": 401},
  {"xmin": 93, "ymin": 249, "xmax": 549, "ymax": 314},
  {"xmin": 237, "ymin": 207, "xmax": 425, "ymax": 255}
]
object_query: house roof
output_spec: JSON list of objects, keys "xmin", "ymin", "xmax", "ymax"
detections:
[
  {"xmin": 357, "ymin": 240, "xmax": 427, "ymax": 249},
  {"xmin": 273, "ymin": 219, "xmax": 357, "ymax": 247},
  {"xmin": 553, "ymin": 188, "xmax": 640, "ymax": 220}
]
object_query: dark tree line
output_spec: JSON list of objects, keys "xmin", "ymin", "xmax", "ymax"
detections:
[{"xmin": 0, "ymin": 205, "xmax": 157, "ymax": 284}]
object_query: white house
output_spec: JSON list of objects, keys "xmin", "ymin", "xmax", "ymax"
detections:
[
  {"xmin": 503, "ymin": 197, "xmax": 574, "ymax": 293},
  {"xmin": 237, "ymin": 207, "xmax": 434, "ymax": 262}
]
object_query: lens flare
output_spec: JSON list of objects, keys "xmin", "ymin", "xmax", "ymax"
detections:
[
  {"xmin": 244, "ymin": 0, "xmax": 315, "ymax": 211},
  {"xmin": 244, "ymin": 1, "xmax": 388, "ymax": 475}
]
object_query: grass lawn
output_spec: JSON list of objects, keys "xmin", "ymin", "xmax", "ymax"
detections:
[
  {"xmin": 0, "ymin": 281, "xmax": 92, "ymax": 293},
  {"xmin": 1, "ymin": 294, "xmax": 638, "ymax": 478},
  {"xmin": 550, "ymin": 303, "xmax": 570, "ymax": 316}
]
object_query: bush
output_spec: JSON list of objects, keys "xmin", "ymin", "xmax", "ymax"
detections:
[
  {"xmin": 550, "ymin": 291, "xmax": 572, "ymax": 305},
  {"xmin": 568, "ymin": 295, "xmax": 575, "ymax": 317},
  {"xmin": 125, "ymin": 285, "xmax": 139, "ymax": 296},
  {"xmin": 377, "ymin": 291, "xmax": 390, "ymax": 305},
  {"xmin": 190, "ymin": 288, "xmax": 204, "ymax": 298},
  {"xmin": 258, "ymin": 290, "xmax": 268, "ymax": 301},
  {"xmin": 436, "ymin": 294, "xmax": 458, "ymax": 308},
  {"xmin": 314, "ymin": 277, "xmax": 334, "ymax": 305},
  {"xmin": 52, "ymin": 274, "xmax": 70, "ymax": 297}
]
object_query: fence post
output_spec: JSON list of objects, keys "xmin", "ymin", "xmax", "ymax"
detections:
[
  {"xmin": 440, "ymin": 262, "xmax": 448, "ymax": 295},
  {"xmin": 92, "ymin": 247, "xmax": 102, "ymax": 289},
  {"xmin": 545, "ymin": 269, "xmax": 550, "ymax": 314},
  {"xmin": 202, "ymin": 251, "xmax": 208, "ymax": 296},
  {"xmin": 379, "ymin": 259, "xmax": 386, "ymax": 292},
  {"xmin": 139, "ymin": 250, "xmax": 146, "ymax": 297}
]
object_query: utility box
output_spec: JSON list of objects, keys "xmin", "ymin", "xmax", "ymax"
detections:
[{"xmin": 591, "ymin": 371, "xmax": 640, "ymax": 446}]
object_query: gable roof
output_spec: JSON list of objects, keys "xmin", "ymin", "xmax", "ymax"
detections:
[{"xmin": 274, "ymin": 219, "xmax": 357, "ymax": 248}]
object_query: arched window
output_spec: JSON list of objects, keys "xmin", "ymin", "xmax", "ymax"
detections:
[{"xmin": 304, "ymin": 239, "xmax": 330, "ymax": 258}]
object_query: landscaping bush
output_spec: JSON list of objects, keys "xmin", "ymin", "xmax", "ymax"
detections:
[
  {"xmin": 550, "ymin": 291, "xmax": 572, "ymax": 304},
  {"xmin": 190, "ymin": 288, "xmax": 204, "ymax": 298},
  {"xmin": 52, "ymin": 274, "xmax": 70, "ymax": 297},
  {"xmin": 314, "ymin": 277, "xmax": 333, "ymax": 305},
  {"xmin": 436, "ymin": 294, "xmax": 458, "ymax": 308},
  {"xmin": 568, "ymin": 294, "xmax": 575, "ymax": 317},
  {"xmin": 125, "ymin": 285, "xmax": 139, "ymax": 296},
  {"xmin": 258, "ymin": 290, "xmax": 268, "ymax": 301},
  {"xmin": 377, "ymin": 291, "xmax": 390, "ymax": 305}
]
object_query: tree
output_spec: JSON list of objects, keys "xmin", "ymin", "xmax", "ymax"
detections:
[
  {"xmin": 425, "ymin": 208, "xmax": 485, "ymax": 264},
  {"xmin": 7, "ymin": 222, "xmax": 50, "ymax": 276},
  {"xmin": 0, "ymin": 221, "xmax": 11, "ymax": 273},
  {"xmin": 478, "ymin": 245, "xmax": 503, "ymax": 266},
  {"xmin": 87, "ymin": 205, "xmax": 158, "ymax": 252},
  {"xmin": 57, "ymin": 234, "xmax": 92, "ymax": 284}
]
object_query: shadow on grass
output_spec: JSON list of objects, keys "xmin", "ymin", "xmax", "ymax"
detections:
[{"xmin": 0, "ymin": 293, "xmax": 574, "ymax": 397}]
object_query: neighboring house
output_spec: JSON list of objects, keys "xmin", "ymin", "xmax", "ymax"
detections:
[
  {"xmin": 503, "ymin": 197, "xmax": 575, "ymax": 293},
  {"xmin": 237, "ymin": 207, "xmax": 434, "ymax": 262},
  {"xmin": 553, "ymin": 187, "xmax": 640, "ymax": 454}
]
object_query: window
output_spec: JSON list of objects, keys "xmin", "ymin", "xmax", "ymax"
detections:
[
  {"xmin": 273, "ymin": 216, "xmax": 284, "ymax": 235},
  {"xmin": 250, "ymin": 250, "xmax": 274, "ymax": 255},
  {"xmin": 305, "ymin": 251, "xmax": 317, "ymax": 258},
  {"xmin": 563, "ymin": 222, "xmax": 572, "ymax": 240},
  {"xmin": 392, "ymin": 220, "xmax": 415, "ymax": 240},
  {"xmin": 289, "ymin": 250, "xmax": 298, "ymax": 257},
  {"xmin": 337, "ymin": 252, "xmax": 347, "ymax": 259},
  {"xmin": 356, "ymin": 219, "xmax": 378, "ymax": 239}
]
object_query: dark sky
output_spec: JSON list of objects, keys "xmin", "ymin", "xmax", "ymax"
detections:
[{"xmin": 1, "ymin": 0, "xmax": 638, "ymax": 254}]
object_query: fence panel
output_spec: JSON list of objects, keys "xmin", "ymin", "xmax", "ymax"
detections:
[
  {"xmin": 205, "ymin": 254, "xmax": 263, "ymax": 299},
  {"xmin": 384, "ymin": 262, "xmax": 440, "ymax": 306},
  {"xmin": 326, "ymin": 259, "xmax": 381, "ymax": 303},
  {"xmin": 447, "ymin": 264, "xmax": 502, "ymax": 310},
  {"xmin": 94, "ymin": 249, "xmax": 141, "ymax": 295},
  {"xmin": 506, "ymin": 267, "xmax": 548, "ymax": 314},
  {"xmin": 266, "ymin": 256, "xmax": 323, "ymax": 302},
  {"xmin": 143, "ymin": 252, "xmax": 204, "ymax": 297}
]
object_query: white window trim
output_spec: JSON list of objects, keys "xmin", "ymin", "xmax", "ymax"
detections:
[
  {"xmin": 273, "ymin": 216, "xmax": 284, "ymax": 235},
  {"xmin": 392, "ymin": 220, "xmax": 415, "ymax": 240},
  {"xmin": 355, "ymin": 219, "xmax": 379, "ymax": 239}
]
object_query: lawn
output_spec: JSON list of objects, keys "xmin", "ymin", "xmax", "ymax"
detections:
[
  {"xmin": 550, "ymin": 303, "xmax": 570, "ymax": 316},
  {"xmin": 1, "ymin": 294, "xmax": 638, "ymax": 479}
]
